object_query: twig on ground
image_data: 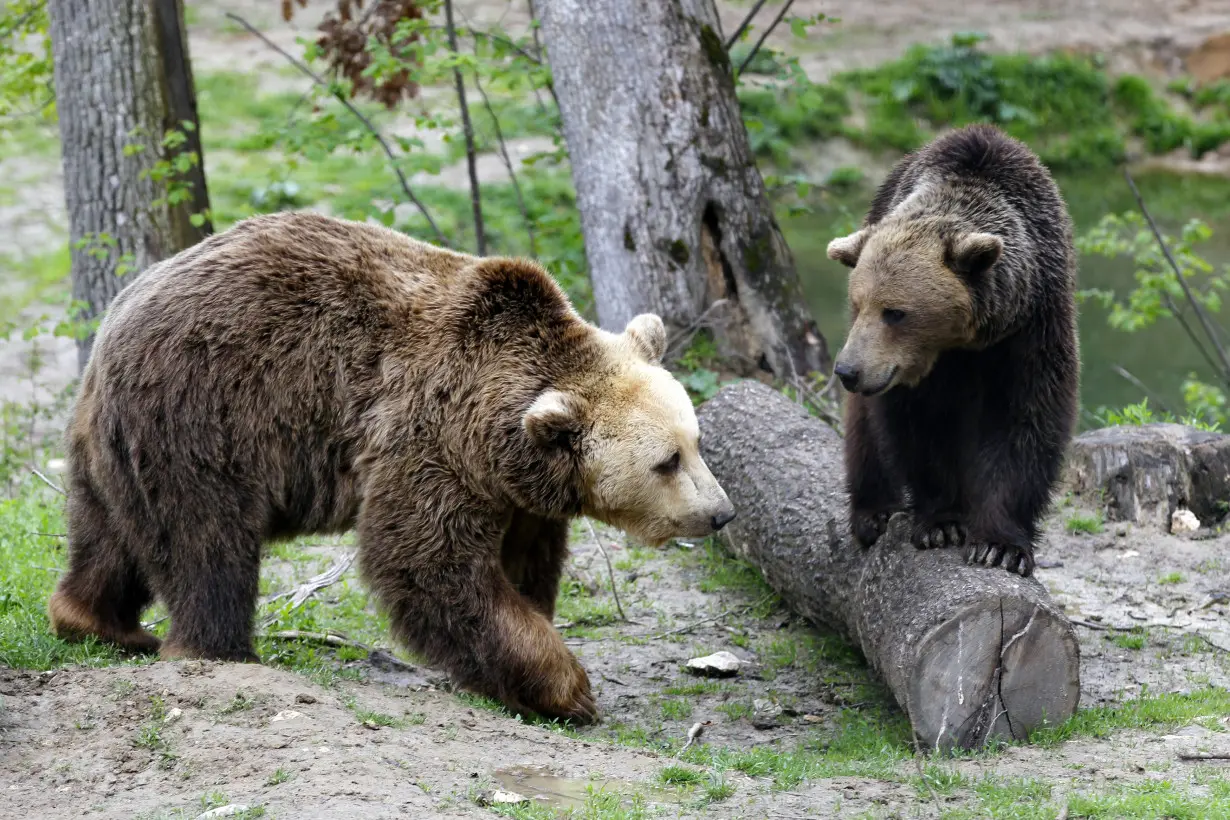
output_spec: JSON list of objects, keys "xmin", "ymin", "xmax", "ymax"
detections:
[
  {"xmin": 676, "ymin": 720, "xmax": 711, "ymax": 757},
  {"xmin": 1070, "ymin": 618, "xmax": 1112, "ymax": 631},
  {"xmin": 260, "ymin": 552, "xmax": 355, "ymax": 628},
  {"xmin": 29, "ymin": 466, "xmax": 66, "ymax": 496},
  {"xmin": 1179, "ymin": 752, "xmax": 1230, "ymax": 761},
  {"xmin": 725, "ymin": 0, "xmax": 770, "ymax": 48},
  {"xmin": 1124, "ymin": 167, "xmax": 1230, "ymax": 385},
  {"xmin": 223, "ymin": 12, "xmax": 448, "ymax": 246},
  {"xmin": 33, "ymin": 566, "xmax": 63, "ymax": 573},
  {"xmin": 473, "ymin": 71, "xmax": 537, "ymax": 257},
  {"xmin": 584, "ymin": 519, "xmax": 630, "ymax": 622},
  {"xmin": 445, "ymin": 0, "xmax": 487, "ymax": 255},
  {"xmin": 735, "ymin": 0, "xmax": 796, "ymax": 76},
  {"xmin": 28, "ymin": 532, "xmax": 65, "ymax": 538},
  {"xmin": 648, "ymin": 593, "xmax": 773, "ymax": 640},
  {"xmin": 262, "ymin": 629, "xmax": 368, "ymax": 651}
]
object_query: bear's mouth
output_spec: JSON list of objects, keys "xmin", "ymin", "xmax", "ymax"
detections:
[{"xmin": 859, "ymin": 366, "xmax": 898, "ymax": 397}]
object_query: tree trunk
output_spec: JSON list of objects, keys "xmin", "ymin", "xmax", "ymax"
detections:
[
  {"xmin": 697, "ymin": 381, "xmax": 1081, "ymax": 753},
  {"xmin": 537, "ymin": 0, "xmax": 828, "ymax": 379},
  {"xmin": 48, "ymin": 0, "xmax": 212, "ymax": 371}
]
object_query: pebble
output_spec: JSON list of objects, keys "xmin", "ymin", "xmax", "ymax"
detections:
[{"xmin": 196, "ymin": 806, "xmax": 250, "ymax": 819}]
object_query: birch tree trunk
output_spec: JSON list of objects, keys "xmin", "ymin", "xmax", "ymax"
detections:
[
  {"xmin": 537, "ymin": 0, "xmax": 828, "ymax": 379},
  {"xmin": 48, "ymin": 0, "xmax": 212, "ymax": 371}
]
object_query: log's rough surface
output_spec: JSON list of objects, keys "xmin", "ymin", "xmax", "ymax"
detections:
[
  {"xmin": 1064, "ymin": 423, "xmax": 1230, "ymax": 531},
  {"xmin": 698, "ymin": 381, "xmax": 1081, "ymax": 752}
]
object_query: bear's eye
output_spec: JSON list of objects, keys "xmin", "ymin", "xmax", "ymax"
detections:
[
  {"xmin": 881, "ymin": 308, "xmax": 906, "ymax": 326},
  {"xmin": 654, "ymin": 451, "xmax": 681, "ymax": 475}
]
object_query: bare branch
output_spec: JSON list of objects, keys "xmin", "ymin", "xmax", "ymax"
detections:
[
  {"xmin": 646, "ymin": 593, "xmax": 773, "ymax": 640},
  {"xmin": 735, "ymin": 0, "xmax": 796, "ymax": 77},
  {"xmin": 260, "ymin": 552, "xmax": 355, "ymax": 628},
  {"xmin": 29, "ymin": 466, "xmax": 66, "ymax": 495},
  {"xmin": 1123, "ymin": 167, "xmax": 1230, "ymax": 385},
  {"xmin": 724, "ymin": 0, "xmax": 769, "ymax": 49},
  {"xmin": 473, "ymin": 73, "xmax": 538, "ymax": 257},
  {"xmin": 1111, "ymin": 364, "xmax": 1175, "ymax": 417},
  {"xmin": 223, "ymin": 12, "xmax": 448, "ymax": 246},
  {"xmin": 583, "ymin": 518, "xmax": 629, "ymax": 622},
  {"xmin": 444, "ymin": 0, "xmax": 487, "ymax": 255}
]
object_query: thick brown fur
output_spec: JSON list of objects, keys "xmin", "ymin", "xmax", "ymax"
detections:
[
  {"xmin": 827, "ymin": 124, "xmax": 1079, "ymax": 577},
  {"xmin": 48, "ymin": 211, "xmax": 733, "ymax": 723}
]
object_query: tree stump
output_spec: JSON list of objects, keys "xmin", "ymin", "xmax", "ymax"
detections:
[{"xmin": 697, "ymin": 380, "xmax": 1081, "ymax": 752}]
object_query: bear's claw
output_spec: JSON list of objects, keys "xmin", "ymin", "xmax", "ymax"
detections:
[
  {"xmin": 966, "ymin": 542, "xmax": 1035, "ymax": 577},
  {"xmin": 911, "ymin": 520, "xmax": 966, "ymax": 550},
  {"xmin": 851, "ymin": 509, "xmax": 892, "ymax": 546}
]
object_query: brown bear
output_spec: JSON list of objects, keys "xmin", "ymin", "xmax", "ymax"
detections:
[
  {"xmin": 47, "ymin": 211, "xmax": 736, "ymax": 723},
  {"xmin": 825, "ymin": 124, "xmax": 1079, "ymax": 577}
]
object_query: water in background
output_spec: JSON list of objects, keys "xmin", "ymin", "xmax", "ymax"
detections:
[{"xmin": 781, "ymin": 169, "xmax": 1230, "ymax": 427}]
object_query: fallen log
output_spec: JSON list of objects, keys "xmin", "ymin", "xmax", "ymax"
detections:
[{"xmin": 696, "ymin": 380, "xmax": 1080, "ymax": 753}]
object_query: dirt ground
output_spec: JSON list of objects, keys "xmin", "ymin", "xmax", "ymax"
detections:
[
  {"xmin": 2, "ymin": 508, "xmax": 1229, "ymax": 819},
  {"xmin": 4, "ymin": 2, "xmax": 1230, "ymax": 818}
]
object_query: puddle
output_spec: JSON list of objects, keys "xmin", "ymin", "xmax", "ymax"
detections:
[{"xmin": 493, "ymin": 765, "xmax": 685, "ymax": 811}]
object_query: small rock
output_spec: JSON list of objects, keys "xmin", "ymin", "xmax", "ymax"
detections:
[
  {"xmin": 1122, "ymin": 550, "xmax": 1140, "ymax": 559},
  {"xmin": 1172, "ymin": 508, "xmax": 1201, "ymax": 535},
  {"xmin": 271, "ymin": 710, "xmax": 303, "ymax": 723},
  {"xmin": 802, "ymin": 714, "xmax": 823, "ymax": 724},
  {"xmin": 476, "ymin": 789, "xmax": 529, "ymax": 806},
  {"xmin": 751, "ymin": 698, "xmax": 783, "ymax": 729},
  {"xmin": 685, "ymin": 651, "xmax": 742, "ymax": 678},
  {"xmin": 163, "ymin": 707, "xmax": 183, "ymax": 724},
  {"xmin": 362, "ymin": 720, "xmax": 381, "ymax": 730},
  {"xmin": 295, "ymin": 693, "xmax": 317, "ymax": 705},
  {"xmin": 196, "ymin": 806, "xmax": 250, "ymax": 819},
  {"xmin": 1035, "ymin": 559, "xmax": 1064, "ymax": 570}
]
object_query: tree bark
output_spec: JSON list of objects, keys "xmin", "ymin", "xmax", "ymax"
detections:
[
  {"xmin": 48, "ymin": 0, "xmax": 211, "ymax": 371},
  {"xmin": 697, "ymin": 381, "xmax": 1081, "ymax": 753},
  {"xmin": 537, "ymin": 0, "xmax": 828, "ymax": 379}
]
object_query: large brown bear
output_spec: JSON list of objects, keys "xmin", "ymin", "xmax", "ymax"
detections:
[
  {"xmin": 48, "ymin": 211, "xmax": 736, "ymax": 723},
  {"xmin": 825, "ymin": 124, "xmax": 1079, "ymax": 577}
]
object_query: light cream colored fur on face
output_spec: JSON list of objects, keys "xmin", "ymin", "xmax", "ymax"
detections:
[
  {"xmin": 828, "ymin": 220, "xmax": 988, "ymax": 393},
  {"xmin": 524, "ymin": 314, "xmax": 732, "ymax": 546}
]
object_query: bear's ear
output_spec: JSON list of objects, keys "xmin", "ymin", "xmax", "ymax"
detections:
[
  {"xmin": 826, "ymin": 229, "xmax": 868, "ymax": 268},
  {"xmin": 624, "ymin": 313, "xmax": 667, "ymax": 365},
  {"xmin": 523, "ymin": 389, "xmax": 589, "ymax": 450},
  {"xmin": 947, "ymin": 232, "xmax": 1003, "ymax": 278}
]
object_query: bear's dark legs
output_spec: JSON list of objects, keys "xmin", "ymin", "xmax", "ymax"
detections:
[
  {"xmin": 844, "ymin": 393, "xmax": 903, "ymax": 546},
  {"xmin": 153, "ymin": 515, "xmax": 263, "ymax": 663},
  {"xmin": 359, "ymin": 481, "xmax": 595, "ymax": 723},
  {"xmin": 965, "ymin": 430, "xmax": 1057, "ymax": 577},
  {"xmin": 49, "ymin": 472, "xmax": 159, "ymax": 654},
  {"xmin": 884, "ymin": 399, "xmax": 969, "ymax": 551},
  {"xmin": 500, "ymin": 510, "xmax": 569, "ymax": 619}
]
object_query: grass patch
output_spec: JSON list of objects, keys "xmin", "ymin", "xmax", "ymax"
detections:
[
  {"xmin": 1158, "ymin": 572, "xmax": 1184, "ymax": 585},
  {"xmin": 659, "ymin": 697, "xmax": 693, "ymax": 721},
  {"xmin": 1031, "ymin": 685, "xmax": 1230, "ymax": 746},
  {"xmin": 1066, "ymin": 778, "xmax": 1230, "ymax": 818},
  {"xmin": 658, "ymin": 764, "xmax": 704, "ymax": 786},
  {"xmin": 1065, "ymin": 512, "xmax": 1105, "ymax": 535},
  {"xmin": 1110, "ymin": 630, "xmax": 1147, "ymax": 651},
  {"xmin": 266, "ymin": 767, "xmax": 293, "ymax": 786}
]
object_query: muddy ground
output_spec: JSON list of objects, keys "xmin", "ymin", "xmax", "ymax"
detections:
[{"xmin": 3, "ymin": 1, "xmax": 1230, "ymax": 818}]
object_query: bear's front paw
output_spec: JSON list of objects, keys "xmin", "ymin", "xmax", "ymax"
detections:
[
  {"xmin": 851, "ymin": 508, "xmax": 892, "ymax": 546},
  {"xmin": 966, "ymin": 542, "xmax": 1035, "ymax": 577},
  {"xmin": 525, "ymin": 652, "xmax": 597, "ymax": 725},
  {"xmin": 911, "ymin": 519, "xmax": 967, "ymax": 550}
]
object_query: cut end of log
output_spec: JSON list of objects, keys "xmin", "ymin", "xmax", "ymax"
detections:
[{"xmin": 911, "ymin": 597, "xmax": 1081, "ymax": 753}]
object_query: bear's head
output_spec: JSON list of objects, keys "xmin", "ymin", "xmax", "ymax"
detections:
[
  {"xmin": 825, "ymin": 218, "xmax": 1002, "ymax": 395},
  {"xmin": 522, "ymin": 314, "xmax": 736, "ymax": 546}
]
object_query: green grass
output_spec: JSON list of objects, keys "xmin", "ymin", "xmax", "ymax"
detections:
[
  {"xmin": 1030, "ymin": 685, "xmax": 1230, "ymax": 746},
  {"xmin": 1065, "ymin": 513, "xmax": 1105, "ymax": 535},
  {"xmin": 658, "ymin": 764, "xmax": 704, "ymax": 786},
  {"xmin": 1158, "ymin": 572, "xmax": 1185, "ymax": 585},
  {"xmin": 1110, "ymin": 630, "xmax": 1147, "ymax": 651},
  {"xmin": 658, "ymin": 697, "xmax": 693, "ymax": 721},
  {"xmin": 1066, "ymin": 778, "xmax": 1230, "ymax": 818}
]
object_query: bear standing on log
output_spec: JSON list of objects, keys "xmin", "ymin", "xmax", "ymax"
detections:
[
  {"xmin": 47, "ymin": 211, "xmax": 736, "ymax": 723},
  {"xmin": 826, "ymin": 124, "xmax": 1079, "ymax": 577}
]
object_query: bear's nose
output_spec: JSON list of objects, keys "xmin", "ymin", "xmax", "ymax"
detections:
[
  {"xmin": 833, "ymin": 362, "xmax": 860, "ymax": 392},
  {"xmin": 712, "ymin": 507, "xmax": 737, "ymax": 531}
]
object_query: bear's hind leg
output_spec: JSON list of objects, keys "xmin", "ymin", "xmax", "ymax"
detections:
[
  {"xmin": 50, "ymin": 479, "xmax": 159, "ymax": 654},
  {"xmin": 500, "ymin": 510, "xmax": 569, "ymax": 619},
  {"xmin": 154, "ymin": 516, "xmax": 263, "ymax": 663}
]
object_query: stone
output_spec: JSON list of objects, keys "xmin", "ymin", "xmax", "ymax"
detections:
[
  {"xmin": 196, "ymin": 806, "xmax": 250, "ymax": 819},
  {"xmin": 685, "ymin": 651, "xmax": 742, "ymax": 678},
  {"xmin": 1187, "ymin": 33, "xmax": 1230, "ymax": 83},
  {"xmin": 1171, "ymin": 508, "xmax": 1201, "ymax": 535}
]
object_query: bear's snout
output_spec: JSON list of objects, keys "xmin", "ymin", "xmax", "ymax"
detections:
[{"xmin": 711, "ymin": 504, "xmax": 737, "ymax": 531}]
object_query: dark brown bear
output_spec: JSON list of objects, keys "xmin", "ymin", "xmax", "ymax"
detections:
[
  {"xmin": 48, "ymin": 211, "xmax": 735, "ymax": 723},
  {"xmin": 825, "ymin": 124, "xmax": 1079, "ymax": 577}
]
